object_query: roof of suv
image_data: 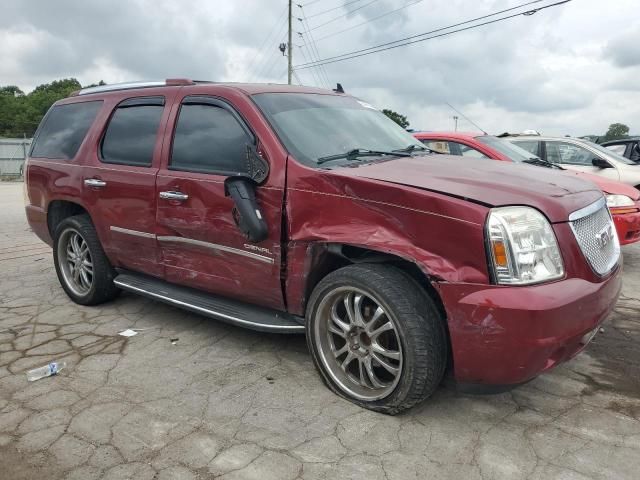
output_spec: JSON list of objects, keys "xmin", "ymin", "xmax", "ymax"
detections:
[{"xmin": 73, "ymin": 79, "xmax": 337, "ymax": 99}]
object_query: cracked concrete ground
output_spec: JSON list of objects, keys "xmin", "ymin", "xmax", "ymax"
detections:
[{"xmin": 1, "ymin": 181, "xmax": 639, "ymax": 480}]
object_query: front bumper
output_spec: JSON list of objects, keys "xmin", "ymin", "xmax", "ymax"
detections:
[
  {"xmin": 436, "ymin": 266, "xmax": 622, "ymax": 387},
  {"xmin": 612, "ymin": 207, "xmax": 640, "ymax": 245}
]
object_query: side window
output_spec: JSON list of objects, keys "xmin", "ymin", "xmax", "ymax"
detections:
[
  {"xmin": 170, "ymin": 103, "xmax": 252, "ymax": 174},
  {"xmin": 512, "ymin": 140, "xmax": 540, "ymax": 157},
  {"xmin": 31, "ymin": 101, "xmax": 102, "ymax": 159},
  {"xmin": 551, "ymin": 142, "xmax": 594, "ymax": 165},
  {"xmin": 455, "ymin": 142, "xmax": 488, "ymax": 158},
  {"xmin": 101, "ymin": 97, "xmax": 164, "ymax": 166},
  {"xmin": 605, "ymin": 144, "xmax": 626, "ymax": 156},
  {"xmin": 421, "ymin": 140, "xmax": 451, "ymax": 154}
]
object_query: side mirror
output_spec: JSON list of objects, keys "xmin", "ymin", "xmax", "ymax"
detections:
[
  {"xmin": 592, "ymin": 157, "xmax": 613, "ymax": 169},
  {"xmin": 224, "ymin": 176, "xmax": 268, "ymax": 243}
]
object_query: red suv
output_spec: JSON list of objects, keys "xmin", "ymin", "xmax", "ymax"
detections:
[{"xmin": 25, "ymin": 80, "xmax": 622, "ymax": 413}]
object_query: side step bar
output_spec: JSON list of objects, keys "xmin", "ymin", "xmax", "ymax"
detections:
[{"xmin": 114, "ymin": 272, "xmax": 305, "ymax": 334}]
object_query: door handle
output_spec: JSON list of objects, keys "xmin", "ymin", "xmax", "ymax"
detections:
[
  {"xmin": 159, "ymin": 191, "xmax": 189, "ymax": 201},
  {"xmin": 84, "ymin": 178, "xmax": 107, "ymax": 188}
]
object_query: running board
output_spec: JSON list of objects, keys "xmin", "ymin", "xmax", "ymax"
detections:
[{"xmin": 113, "ymin": 272, "xmax": 305, "ymax": 334}]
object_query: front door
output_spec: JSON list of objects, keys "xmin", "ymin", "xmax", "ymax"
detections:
[{"xmin": 155, "ymin": 95, "xmax": 285, "ymax": 310}]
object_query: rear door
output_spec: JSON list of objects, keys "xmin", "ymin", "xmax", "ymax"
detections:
[
  {"xmin": 155, "ymin": 93, "xmax": 285, "ymax": 310},
  {"xmin": 82, "ymin": 91, "xmax": 176, "ymax": 277}
]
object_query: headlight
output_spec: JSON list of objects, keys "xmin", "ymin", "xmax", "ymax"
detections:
[
  {"xmin": 606, "ymin": 194, "xmax": 634, "ymax": 208},
  {"xmin": 486, "ymin": 206, "xmax": 564, "ymax": 285}
]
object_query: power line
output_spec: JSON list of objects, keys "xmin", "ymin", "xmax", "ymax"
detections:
[
  {"xmin": 307, "ymin": 0, "xmax": 381, "ymax": 32},
  {"xmin": 314, "ymin": 0, "xmax": 424, "ymax": 43},
  {"xmin": 251, "ymin": 24, "xmax": 288, "ymax": 81},
  {"xmin": 295, "ymin": 0, "xmax": 569, "ymax": 69},
  {"xmin": 297, "ymin": 40, "xmax": 323, "ymax": 86},
  {"xmin": 297, "ymin": 5, "xmax": 332, "ymax": 87},
  {"xmin": 297, "ymin": 0, "xmax": 545, "ymax": 66},
  {"xmin": 305, "ymin": 0, "xmax": 367, "ymax": 19},
  {"xmin": 248, "ymin": 4, "xmax": 288, "ymax": 80}
]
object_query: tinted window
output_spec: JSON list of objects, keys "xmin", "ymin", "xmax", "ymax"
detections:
[
  {"xmin": 101, "ymin": 104, "xmax": 164, "ymax": 166},
  {"xmin": 31, "ymin": 101, "xmax": 102, "ymax": 159},
  {"xmin": 171, "ymin": 104, "xmax": 251, "ymax": 174}
]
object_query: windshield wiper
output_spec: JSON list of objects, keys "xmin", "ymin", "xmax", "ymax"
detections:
[
  {"xmin": 394, "ymin": 144, "xmax": 442, "ymax": 155},
  {"xmin": 523, "ymin": 157, "xmax": 565, "ymax": 170},
  {"xmin": 317, "ymin": 148, "xmax": 411, "ymax": 165}
]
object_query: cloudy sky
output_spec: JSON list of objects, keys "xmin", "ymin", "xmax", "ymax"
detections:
[{"xmin": 1, "ymin": 0, "xmax": 639, "ymax": 135}]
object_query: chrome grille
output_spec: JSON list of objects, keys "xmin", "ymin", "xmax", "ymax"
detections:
[{"xmin": 569, "ymin": 198, "xmax": 620, "ymax": 276}]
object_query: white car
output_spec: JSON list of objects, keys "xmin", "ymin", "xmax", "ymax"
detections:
[{"xmin": 507, "ymin": 135, "xmax": 640, "ymax": 189}]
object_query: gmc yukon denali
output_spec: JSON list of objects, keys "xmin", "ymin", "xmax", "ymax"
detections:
[{"xmin": 24, "ymin": 79, "xmax": 622, "ymax": 414}]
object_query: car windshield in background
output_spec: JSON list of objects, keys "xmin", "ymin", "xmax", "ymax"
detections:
[
  {"xmin": 476, "ymin": 135, "xmax": 537, "ymax": 162},
  {"xmin": 584, "ymin": 140, "xmax": 637, "ymax": 165},
  {"xmin": 252, "ymin": 93, "xmax": 425, "ymax": 167}
]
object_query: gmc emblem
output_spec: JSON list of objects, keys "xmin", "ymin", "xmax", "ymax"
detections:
[{"xmin": 596, "ymin": 225, "xmax": 613, "ymax": 249}]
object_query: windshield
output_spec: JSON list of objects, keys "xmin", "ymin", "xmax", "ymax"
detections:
[
  {"xmin": 582, "ymin": 140, "xmax": 637, "ymax": 165},
  {"xmin": 252, "ymin": 93, "xmax": 424, "ymax": 167},
  {"xmin": 475, "ymin": 135, "xmax": 538, "ymax": 162}
]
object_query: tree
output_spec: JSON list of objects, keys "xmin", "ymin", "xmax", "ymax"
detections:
[
  {"xmin": 603, "ymin": 123, "xmax": 630, "ymax": 142},
  {"xmin": 0, "ymin": 78, "xmax": 83, "ymax": 137},
  {"xmin": 382, "ymin": 109, "xmax": 410, "ymax": 129}
]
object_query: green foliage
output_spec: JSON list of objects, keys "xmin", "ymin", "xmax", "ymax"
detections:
[
  {"xmin": 602, "ymin": 123, "xmax": 630, "ymax": 142},
  {"xmin": 0, "ymin": 78, "xmax": 84, "ymax": 137},
  {"xmin": 382, "ymin": 109, "xmax": 410, "ymax": 129}
]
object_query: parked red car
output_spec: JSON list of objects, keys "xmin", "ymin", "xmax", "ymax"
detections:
[
  {"xmin": 414, "ymin": 131, "xmax": 640, "ymax": 245},
  {"xmin": 25, "ymin": 81, "xmax": 621, "ymax": 413}
]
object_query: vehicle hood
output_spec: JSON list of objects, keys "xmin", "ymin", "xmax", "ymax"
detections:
[
  {"xmin": 568, "ymin": 171, "xmax": 640, "ymax": 200},
  {"xmin": 331, "ymin": 155, "xmax": 603, "ymax": 223}
]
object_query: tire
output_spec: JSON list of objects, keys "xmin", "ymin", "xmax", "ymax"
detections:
[
  {"xmin": 53, "ymin": 214, "xmax": 120, "ymax": 306},
  {"xmin": 306, "ymin": 263, "xmax": 447, "ymax": 415}
]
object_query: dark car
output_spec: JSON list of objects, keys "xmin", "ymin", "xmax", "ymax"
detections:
[
  {"xmin": 24, "ymin": 79, "xmax": 621, "ymax": 413},
  {"xmin": 601, "ymin": 137, "xmax": 640, "ymax": 163}
]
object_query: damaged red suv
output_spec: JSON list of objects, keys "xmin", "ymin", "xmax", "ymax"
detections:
[{"xmin": 25, "ymin": 80, "xmax": 621, "ymax": 413}]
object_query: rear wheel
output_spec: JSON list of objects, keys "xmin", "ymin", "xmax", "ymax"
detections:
[
  {"xmin": 53, "ymin": 215, "xmax": 119, "ymax": 305},
  {"xmin": 306, "ymin": 263, "xmax": 447, "ymax": 414}
]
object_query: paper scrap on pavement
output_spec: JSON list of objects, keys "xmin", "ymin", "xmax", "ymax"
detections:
[{"xmin": 118, "ymin": 329, "xmax": 138, "ymax": 337}]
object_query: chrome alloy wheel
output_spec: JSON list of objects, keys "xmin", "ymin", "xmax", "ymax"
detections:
[
  {"xmin": 314, "ymin": 287, "xmax": 403, "ymax": 401},
  {"xmin": 57, "ymin": 229, "xmax": 93, "ymax": 297}
]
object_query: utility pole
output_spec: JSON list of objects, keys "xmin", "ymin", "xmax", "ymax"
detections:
[
  {"xmin": 453, "ymin": 116, "xmax": 459, "ymax": 132},
  {"xmin": 287, "ymin": 0, "xmax": 293, "ymax": 85}
]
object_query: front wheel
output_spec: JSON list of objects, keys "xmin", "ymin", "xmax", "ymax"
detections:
[
  {"xmin": 306, "ymin": 264, "xmax": 447, "ymax": 414},
  {"xmin": 53, "ymin": 215, "xmax": 119, "ymax": 305}
]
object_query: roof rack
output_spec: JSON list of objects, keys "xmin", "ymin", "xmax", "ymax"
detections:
[{"xmin": 76, "ymin": 78, "xmax": 194, "ymax": 96}]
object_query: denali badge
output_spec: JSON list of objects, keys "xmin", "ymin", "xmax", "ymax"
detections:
[
  {"xmin": 244, "ymin": 244, "xmax": 272, "ymax": 255},
  {"xmin": 596, "ymin": 225, "xmax": 613, "ymax": 249}
]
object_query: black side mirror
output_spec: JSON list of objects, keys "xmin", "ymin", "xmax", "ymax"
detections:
[
  {"xmin": 592, "ymin": 157, "xmax": 613, "ymax": 169},
  {"xmin": 224, "ymin": 176, "xmax": 268, "ymax": 243}
]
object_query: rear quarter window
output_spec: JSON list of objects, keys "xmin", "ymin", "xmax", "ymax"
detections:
[{"xmin": 30, "ymin": 101, "xmax": 103, "ymax": 160}]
